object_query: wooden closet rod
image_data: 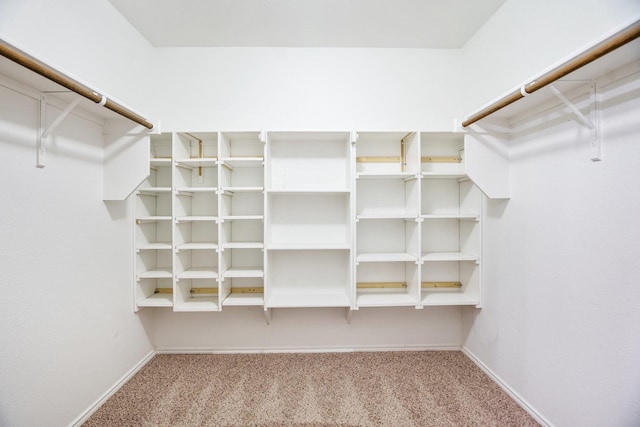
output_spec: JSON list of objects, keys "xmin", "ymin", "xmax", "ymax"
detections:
[
  {"xmin": 461, "ymin": 19, "xmax": 640, "ymax": 128},
  {"xmin": 0, "ymin": 38, "xmax": 154, "ymax": 130}
]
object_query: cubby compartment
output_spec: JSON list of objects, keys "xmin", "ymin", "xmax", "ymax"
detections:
[
  {"xmin": 267, "ymin": 193, "xmax": 351, "ymax": 249},
  {"xmin": 219, "ymin": 218, "xmax": 263, "ymax": 249},
  {"xmin": 356, "ymin": 177, "xmax": 419, "ymax": 218},
  {"xmin": 421, "ymin": 259, "xmax": 480, "ymax": 306},
  {"xmin": 356, "ymin": 261, "xmax": 420, "ymax": 307},
  {"xmin": 219, "ymin": 191, "xmax": 263, "ymax": 220},
  {"xmin": 136, "ymin": 248, "xmax": 173, "ymax": 280},
  {"xmin": 356, "ymin": 218, "xmax": 419, "ymax": 262},
  {"xmin": 355, "ymin": 131, "xmax": 419, "ymax": 177},
  {"xmin": 175, "ymin": 248, "xmax": 218, "ymax": 282},
  {"xmin": 219, "ymin": 131, "xmax": 265, "ymax": 168},
  {"xmin": 174, "ymin": 278, "xmax": 220, "ymax": 312},
  {"xmin": 266, "ymin": 249, "xmax": 351, "ymax": 308},
  {"xmin": 174, "ymin": 132, "xmax": 218, "ymax": 168},
  {"xmin": 267, "ymin": 132, "xmax": 351, "ymax": 191},
  {"xmin": 421, "ymin": 132, "xmax": 465, "ymax": 177},
  {"xmin": 219, "ymin": 247, "xmax": 265, "ymax": 306},
  {"xmin": 136, "ymin": 278, "xmax": 173, "ymax": 308}
]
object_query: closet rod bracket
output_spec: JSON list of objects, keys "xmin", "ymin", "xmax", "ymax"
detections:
[
  {"xmin": 38, "ymin": 94, "xmax": 81, "ymax": 168},
  {"xmin": 548, "ymin": 82, "xmax": 600, "ymax": 161}
]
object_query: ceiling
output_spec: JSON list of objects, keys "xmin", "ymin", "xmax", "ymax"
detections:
[{"xmin": 107, "ymin": 0, "xmax": 507, "ymax": 48}]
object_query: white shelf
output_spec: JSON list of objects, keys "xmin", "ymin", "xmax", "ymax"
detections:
[
  {"xmin": 267, "ymin": 242, "xmax": 351, "ymax": 250},
  {"xmin": 222, "ymin": 267, "xmax": 264, "ymax": 278},
  {"xmin": 137, "ymin": 293, "xmax": 173, "ymax": 307},
  {"xmin": 221, "ymin": 186, "xmax": 264, "ymax": 193},
  {"xmin": 137, "ymin": 268, "xmax": 173, "ymax": 279},
  {"xmin": 356, "ymin": 252, "xmax": 417, "ymax": 263},
  {"xmin": 175, "ymin": 158, "xmax": 218, "ymax": 168},
  {"xmin": 421, "ymin": 252, "xmax": 479, "ymax": 262},
  {"xmin": 136, "ymin": 242, "xmax": 172, "ymax": 252},
  {"xmin": 175, "ymin": 187, "xmax": 217, "ymax": 195},
  {"xmin": 267, "ymin": 290, "xmax": 351, "ymax": 308},
  {"xmin": 356, "ymin": 293, "xmax": 418, "ymax": 307},
  {"xmin": 220, "ymin": 157, "xmax": 263, "ymax": 168},
  {"xmin": 421, "ymin": 292, "xmax": 480, "ymax": 306},
  {"xmin": 175, "ymin": 216, "xmax": 218, "ymax": 223},
  {"xmin": 175, "ymin": 242, "xmax": 218, "ymax": 251},
  {"xmin": 421, "ymin": 172, "xmax": 467, "ymax": 179},
  {"xmin": 356, "ymin": 213, "xmax": 418, "ymax": 220},
  {"xmin": 136, "ymin": 216, "xmax": 172, "ymax": 223},
  {"xmin": 176, "ymin": 267, "xmax": 219, "ymax": 279},
  {"xmin": 175, "ymin": 298, "xmax": 219, "ymax": 312},
  {"xmin": 137, "ymin": 187, "xmax": 171, "ymax": 196},
  {"xmin": 421, "ymin": 214, "xmax": 479, "ymax": 221},
  {"xmin": 222, "ymin": 242, "xmax": 264, "ymax": 249},
  {"xmin": 356, "ymin": 172, "xmax": 417, "ymax": 180},
  {"xmin": 222, "ymin": 293, "xmax": 265, "ymax": 306},
  {"xmin": 267, "ymin": 189, "xmax": 350, "ymax": 195},
  {"xmin": 220, "ymin": 215, "xmax": 264, "ymax": 221}
]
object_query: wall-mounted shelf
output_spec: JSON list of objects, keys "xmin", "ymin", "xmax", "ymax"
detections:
[{"xmin": 134, "ymin": 130, "xmax": 483, "ymax": 312}]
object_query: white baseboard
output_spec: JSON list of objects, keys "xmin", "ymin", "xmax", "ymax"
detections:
[
  {"xmin": 155, "ymin": 344, "xmax": 462, "ymax": 354},
  {"xmin": 69, "ymin": 349, "xmax": 156, "ymax": 427},
  {"xmin": 461, "ymin": 347, "xmax": 553, "ymax": 427}
]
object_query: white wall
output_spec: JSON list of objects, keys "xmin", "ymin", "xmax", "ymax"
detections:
[
  {"xmin": 0, "ymin": 85, "xmax": 154, "ymax": 426},
  {"xmin": 461, "ymin": 1, "xmax": 640, "ymax": 425},
  {"xmin": 0, "ymin": 1, "xmax": 156, "ymax": 426},
  {"xmin": 146, "ymin": 47, "xmax": 464, "ymax": 131},
  {"xmin": 0, "ymin": 0, "xmax": 153, "ymax": 117},
  {"xmin": 460, "ymin": 0, "xmax": 640, "ymax": 114}
]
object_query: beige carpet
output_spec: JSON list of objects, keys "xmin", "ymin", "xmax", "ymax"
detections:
[{"xmin": 84, "ymin": 351, "xmax": 539, "ymax": 426}]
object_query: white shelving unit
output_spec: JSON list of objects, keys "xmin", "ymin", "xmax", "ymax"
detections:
[
  {"xmin": 354, "ymin": 132, "xmax": 421, "ymax": 307},
  {"xmin": 218, "ymin": 132, "xmax": 266, "ymax": 307},
  {"xmin": 264, "ymin": 132, "xmax": 353, "ymax": 308},
  {"xmin": 133, "ymin": 130, "xmax": 484, "ymax": 312},
  {"xmin": 134, "ymin": 133, "xmax": 174, "ymax": 309},
  {"xmin": 420, "ymin": 132, "xmax": 482, "ymax": 307}
]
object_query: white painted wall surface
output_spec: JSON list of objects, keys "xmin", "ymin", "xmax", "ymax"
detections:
[
  {"xmin": 461, "ymin": 0, "xmax": 640, "ymax": 424},
  {"xmin": 153, "ymin": 306, "xmax": 463, "ymax": 352},
  {"xmin": 0, "ymin": 0, "xmax": 153, "ymax": 119},
  {"xmin": 146, "ymin": 47, "xmax": 464, "ymax": 131},
  {"xmin": 0, "ymin": 86, "xmax": 155, "ymax": 426},
  {"xmin": 460, "ymin": 0, "xmax": 640, "ymax": 114},
  {"xmin": 0, "ymin": 2, "xmax": 156, "ymax": 426}
]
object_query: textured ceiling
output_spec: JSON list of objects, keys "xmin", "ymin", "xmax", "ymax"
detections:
[{"xmin": 108, "ymin": 0, "xmax": 507, "ymax": 48}]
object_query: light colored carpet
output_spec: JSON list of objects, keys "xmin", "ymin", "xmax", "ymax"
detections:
[{"xmin": 84, "ymin": 351, "xmax": 539, "ymax": 426}]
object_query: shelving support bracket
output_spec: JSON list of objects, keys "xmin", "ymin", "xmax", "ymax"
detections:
[
  {"xmin": 38, "ymin": 94, "xmax": 81, "ymax": 168},
  {"xmin": 548, "ymin": 82, "xmax": 600, "ymax": 161},
  {"xmin": 264, "ymin": 308, "xmax": 272, "ymax": 325}
]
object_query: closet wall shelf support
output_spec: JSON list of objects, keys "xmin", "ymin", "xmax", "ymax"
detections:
[
  {"xmin": 548, "ymin": 81, "xmax": 601, "ymax": 161},
  {"xmin": 357, "ymin": 282, "xmax": 407, "ymax": 289},
  {"xmin": 38, "ymin": 94, "xmax": 81, "ymax": 167},
  {"xmin": 421, "ymin": 281, "xmax": 462, "ymax": 288}
]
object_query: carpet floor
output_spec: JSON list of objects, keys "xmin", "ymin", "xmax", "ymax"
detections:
[{"xmin": 84, "ymin": 351, "xmax": 539, "ymax": 426}]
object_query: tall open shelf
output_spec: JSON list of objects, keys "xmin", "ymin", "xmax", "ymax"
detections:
[
  {"xmin": 265, "ymin": 132, "xmax": 353, "ymax": 308},
  {"xmin": 354, "ymin": 132, "xmax": 421, "ymax": 307},
  {"xmin": 134, "ymin": 133, "xmax": 173, "ymax": 309},
  {"xmin": 133, "ymin": 130, "xmax": 483, "ymax": 311},
  {"xmin": 420, "ymin": 133, "xmax": 482, "ymax": 306},
  {"xmin": 218, "ymin": 132, "xmax": 266, "ymax": 307}
]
